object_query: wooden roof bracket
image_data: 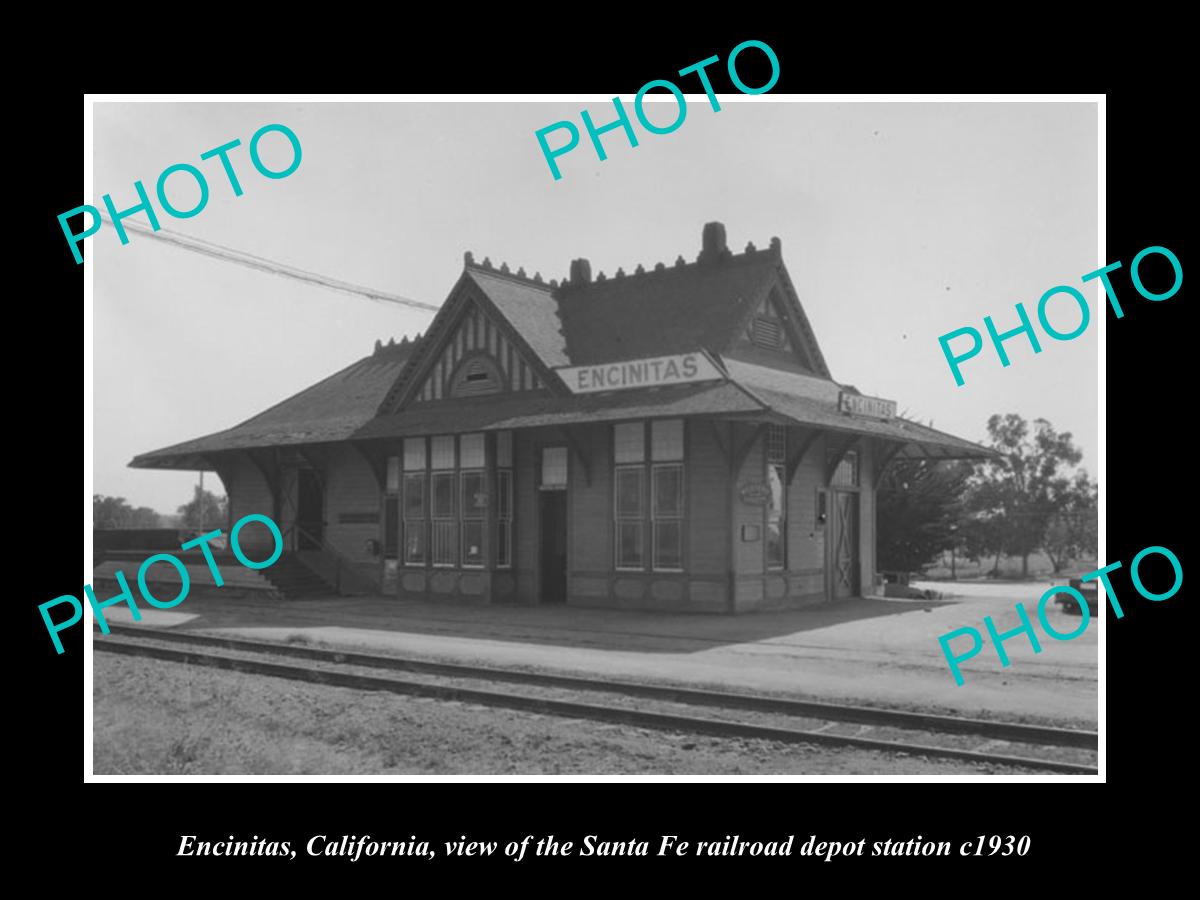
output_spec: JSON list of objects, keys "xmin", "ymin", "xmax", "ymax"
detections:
[
  {"xmin": 785, "ymin": 427, "xmax": 823, "ymax": 483},
  {"xmin": 709, "ymin": 420, "xmax": 731, "ymax": 464},
  {"xmin": 562, "ymin": 426, "xmax": 593, "ymax": 486},
  {"xmin": 244, "ymin": 448, "xmax": 282, "ymax": 522},
  {"xmin": 825, "ymin": 435, "xmax": 861, "ymax": 484},
  {"xmin": 874, "ymin": 441, "xmax": 906, "ymax": 482},
  {"xmin": 350, "ymin": 441, "xmax": 388, "ymax": 491},
  {"xmin": 198, "ymin": 453, "xmax": 236, "ymax": 502},
  {"xmin": 731, "ymin": 423, "xmax": 768, "ymax": 473}
]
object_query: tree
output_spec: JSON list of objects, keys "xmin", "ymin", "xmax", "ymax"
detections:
[
  {"xmin": 877, "ymin": 459, "xmax": 972, "ymax": 575},
  {"xmin": 966, "ymin": 414, "xmax": 1085, "ymax": 578},
  {"xmin": 1043, "ymin": 471, "xmax": 1098, "ymax": 573},
  {"xmin": 93, "ymin": 494, "xmax": 162, "ymax": 529},
  {"xmin": 177, "ymin": 486, "xmax": 228, "ymax": 530}
]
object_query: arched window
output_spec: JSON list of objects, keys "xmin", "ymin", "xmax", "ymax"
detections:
[{"xmin": 449, "ymin": 354, "xmax": 504, "ymax": 398}]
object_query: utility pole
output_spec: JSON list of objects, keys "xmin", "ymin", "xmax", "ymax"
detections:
[{"xmin": 198, "ymin": 469, "xmax": 204, "ymax": 533}]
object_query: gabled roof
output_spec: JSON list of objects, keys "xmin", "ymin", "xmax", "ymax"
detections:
[
  {"xmin": 129, "ymin": 224, "xmax": 991, "ymax": 471},
  {"xmin": 376, "ymin": 264, "xmax": 565, "ymax": 412},
  {"xmin": 724, "ymin": 359, "xmax": 993, "ymax": 459},
  {"xmin": 130, "ymin": 339, "xmax": 419, "ymax": 468},
  {"xmin": 354, "ymin": 381, "xmax": 764, "ymax": 439},
  {"xmin": 402, "ymin": 229, "xmax": 829, "ymax": 376},
  {"xmin": 351, "ymin": 358, "xmax": 993, "ymax": 461},
  {"xmin": 553, "ymin": 250, "xmax": 779, "ymax": 366},
  {"xmin": 468, "ymin": 267, "xmax": 568, "ymax": 368}
]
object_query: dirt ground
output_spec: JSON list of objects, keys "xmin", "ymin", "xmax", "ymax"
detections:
[{"xmin": 92, "ymin": 654, "xmax": 1046, "ymax": 775}]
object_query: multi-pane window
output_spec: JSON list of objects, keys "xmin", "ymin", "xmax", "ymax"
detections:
[
  {"xmin": 651, "ymin": 420, "xmax": 684, "ymax": 571},
  {"xmin": 403, "ymin": 439, "xmax": 426, "ymax": 565},
  {"xmin": 766, "ymin": 425, "xmax": 786, "ymax": 570},
  {"xmin": 614, "ymin": 420, "xmax": 685, "ymax": 571},
  {"xmin": 541, "ymin": 446, "xmax": 568, "ymax": 489},
  {"xmin": 653, "ymin": 464, "xmax": 683, "ymax": 570},
  {"xmin": 614, "ymin": 422, "xmax": 646, "ymax": 569},
  {"xmin": 431, "ymin": 437, "xmax": 457, "ymax": 567},
  {"xmin": 401, "ymin": 433, "xmax": 507, "ymax": 568},
  {"xmin": 496, "ymin": 431, "xmax": 513, "ymax": 568},
  {"xmin": 830, "ymin": 449, "xmax": 860, "ymax": 487},
  {"xmin": 461, "ymin": 469, "xmax": 486, "ymax": 567},
  {"xmin": 459, "ymin": 434, "xmax": 486, "ymax": 568},
  {"xmin": 615, "ymin": 467, "xmax": 644, "ymax": 569},
  {"xmin": 384, "ymin": 455, "xmax": 401, "ymax": 560}
]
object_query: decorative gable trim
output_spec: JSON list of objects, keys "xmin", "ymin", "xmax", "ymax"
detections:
[
  {"xmin": 416, "ymin": 304, "xmax": 545, "ymax": 402},
  {"xmin": 725, "ymin": 261, "xmax": 831, "ymax": 378},
  {"xmin": 377, "ymin": 270, "xmax": 558, "ymax": 414}
]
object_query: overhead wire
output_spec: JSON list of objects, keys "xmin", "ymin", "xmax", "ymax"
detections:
[{"xmin": 97, "ymin": 216, "xmax": 441, "ymax": 313}]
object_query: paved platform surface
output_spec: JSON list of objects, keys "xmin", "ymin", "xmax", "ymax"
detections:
[{"xmin": 95, "ymin": 579, "xmax": 1099, "ymax": 728}]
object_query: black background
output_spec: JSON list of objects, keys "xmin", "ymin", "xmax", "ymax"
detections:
[{"xmin": 21, "ymin": 22, "xmax": 1188, "ymax": 886}]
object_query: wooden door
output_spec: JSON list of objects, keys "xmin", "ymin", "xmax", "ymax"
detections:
[
  {"xmin": 297, "ymin": 468, "xmax": 324, "ymax": 550},
  {"xmin": 830, "ymin": 490, "xmax": 858, "ymax": 598},
  {"xmin": 539, "ymin": 491, "xmax": 568, "ymax": 604}
]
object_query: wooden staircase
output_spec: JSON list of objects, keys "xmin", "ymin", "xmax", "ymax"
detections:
[{"xmin": 262, "ymin": 552, "xmax": 339, "ymax": 599}]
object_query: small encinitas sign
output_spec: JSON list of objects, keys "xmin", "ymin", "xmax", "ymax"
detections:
[{"xmin": 838, "ymin": 391, "xmax": 897, "ymax": 419}]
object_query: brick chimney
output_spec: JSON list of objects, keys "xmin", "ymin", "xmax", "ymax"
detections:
[
  {"xmin": 700, "ymin": 221, "xmax": 728, "ymax": 261},
  {"xmin": 569, "ymin": 258, "xmax": 592, "ymax": 284}
]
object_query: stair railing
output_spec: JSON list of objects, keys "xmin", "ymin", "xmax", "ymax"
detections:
[{"xmin": 283, "ymin": 523, "xmax": 375, "ymax": 595}]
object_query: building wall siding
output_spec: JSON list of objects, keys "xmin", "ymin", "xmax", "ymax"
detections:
[
  {"xmin": 732, "ymin": 424, "xmax": 766, "ymax": 579},
  {"xmin": 322, "ymin": 444, "xmax": 384, "ymax": 589},
  {"xmin": 687, "ymin": 419, "xmax": 730, "ymax": 579},
  {"xmin": 858, "ymin": 439, "xmax": 878, "ymax": 595},
  {"xmin": 228, "ymin": 454, "xmax": 276, "ymax": 555},
  {"xmin": 513, "ymin": 428, "xmax": 540, "ymax": 603},
  {"xmin": 787, "ymin": 432, "xmax": 827, "ymax": 575},
  {"xmin": 570, "ymin": 423, "xmax": 612, "ymax": 575}
]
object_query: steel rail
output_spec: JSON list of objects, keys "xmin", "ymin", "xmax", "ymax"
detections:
[
  {"xmin": 100, "ymin": 624, "xmax": 1096, "ymax": 749},
  {"xmin": 95, "ymin": 629, "xmax": 1098, "ymax": 775}
]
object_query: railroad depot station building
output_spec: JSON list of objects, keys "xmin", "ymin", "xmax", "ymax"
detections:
[{"xmin": 132, "ymin": 223, "xmax": 990, "ymax": 613}]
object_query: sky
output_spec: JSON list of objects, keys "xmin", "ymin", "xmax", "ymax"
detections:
[{"xmin": 92, "ymin": 100, "xmax": 1098, "ymax": 514}]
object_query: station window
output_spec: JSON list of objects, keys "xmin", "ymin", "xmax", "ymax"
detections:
[
  {"xmin": 402, "ymin": 439, "xmax": 426, "ymax": 565},
  {"xmin": 403, "ymin": 433, "xmax": 503, "ymax": 568},
  {"xmin": 766, "ymin": 425, "xmax": 786, "ymax": 570},
  {"xmin": 614, "ymin": 419, "xmax": 685, "ymax": 571},
  {"xmin": 496, "ymin": 431, "xmax": 513, "ymax": 568},
  {"xmin": 830, "ymin": 448, "xmax": 860, "ymax": 487},
  {"xmin": 542, "ymin": 446, "xmax": 568, "ymax": 489},
  {"xmin": 384, "ymin": 455, "xmax": 401, "ymax": 561},
  {"xmin": 431, "ymin": 437, "xmax": 458, "ymax": 567}
]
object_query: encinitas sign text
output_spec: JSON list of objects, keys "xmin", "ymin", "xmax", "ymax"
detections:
[{"xmin": 557, "ymin": 352, "xmax": 723, "ymax": 394}]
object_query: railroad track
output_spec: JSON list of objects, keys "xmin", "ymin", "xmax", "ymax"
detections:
[{"xmin": 95, "ymin": 624, "xmax": 1098, "ymax": 774}]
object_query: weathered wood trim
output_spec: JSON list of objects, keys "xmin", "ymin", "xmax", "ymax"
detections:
[
  {"xmin": 785, "ymin": 427, "xmax": 823, "ymax": 483},
  {"xmin": 825, "ymin": 435, "xmax": 861, "ymax": 485},
  {"xmin": 350, "ymin": 441, "xmax": 388, "ymax": 491},
  {"xmin": 874, "ymin": 441, "xmax": 905, "ymax": 481},
  {"xmin": 562, "ymin": 426, "xmax": 592, "ymax": 487},
  {"xmin": 731, "ymin": 423, "xmax": 768, "ymax": 474}
]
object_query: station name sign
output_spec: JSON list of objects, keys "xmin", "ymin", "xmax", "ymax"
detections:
[
  {"xmin": 558, "ymin": 352, "xmax": 724, "ymax": 394},
  {"xmin": 838, "ymin": 391, "xmax": 897, "ymax": 419}
]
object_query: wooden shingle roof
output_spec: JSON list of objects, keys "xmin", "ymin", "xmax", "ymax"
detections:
[{"xmin": 131, "ymin": 339, "xmax": 419, "ymax": 467}]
